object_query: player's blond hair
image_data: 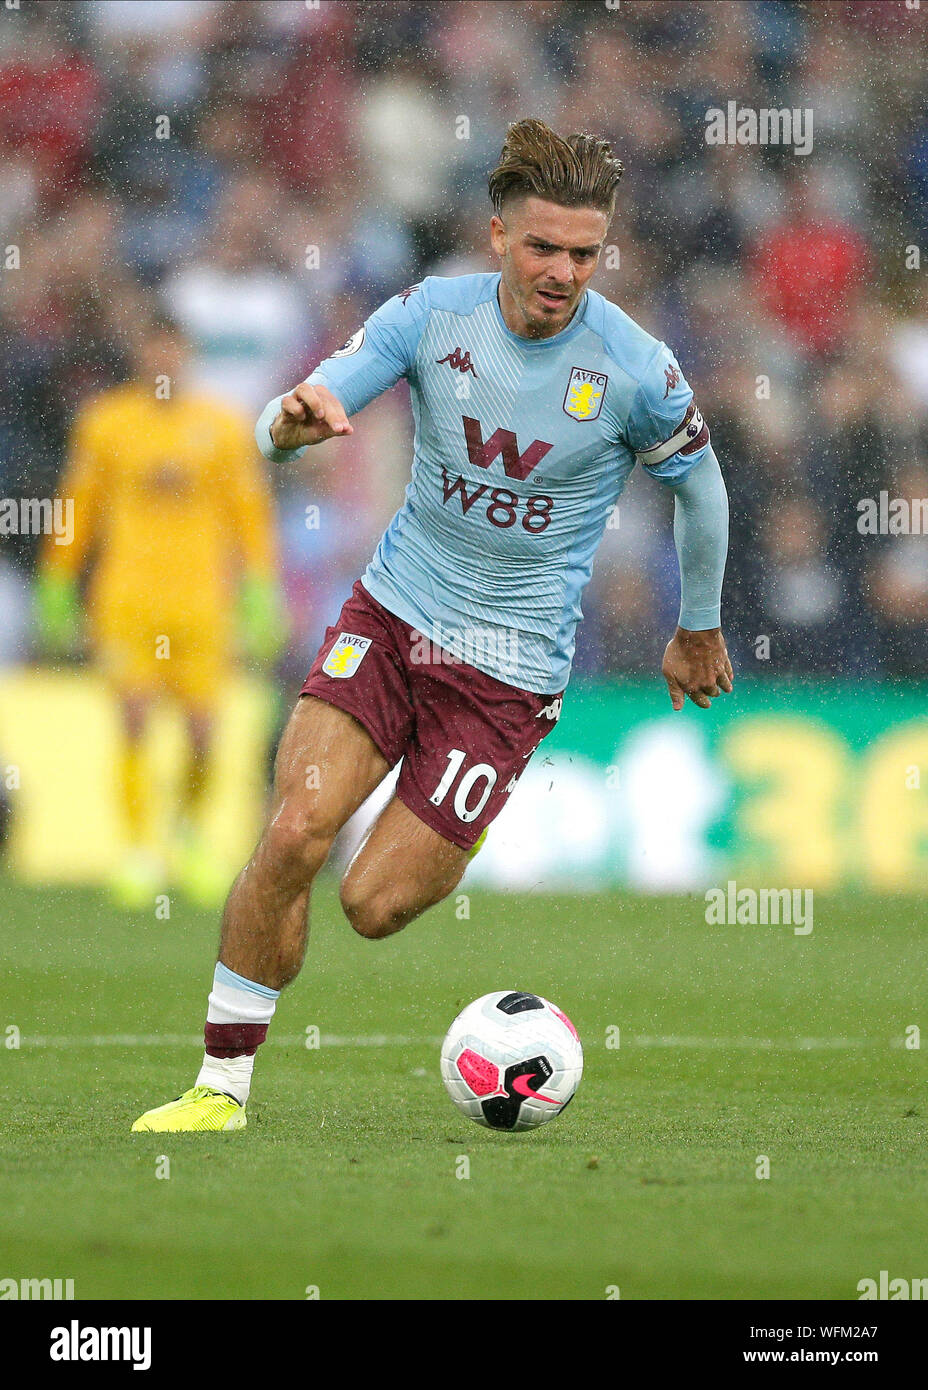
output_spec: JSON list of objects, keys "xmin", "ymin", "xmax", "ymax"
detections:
[{"xmin": 488, "ymin": 118, "xmax": 623, "ymax": 218}]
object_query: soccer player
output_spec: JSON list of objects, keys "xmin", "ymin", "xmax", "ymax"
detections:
[
  {"xmin": 36, "ymin": 316, "xmax": 284, "ymax": 908},
  {"xmin": 133, "ymin": 118, "xmax": 732, "ymax": 1133}
]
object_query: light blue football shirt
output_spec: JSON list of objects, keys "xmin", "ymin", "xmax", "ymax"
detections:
[{"xmin": 257, "ymin": 272, "xmax": 717, "ymax": 693}]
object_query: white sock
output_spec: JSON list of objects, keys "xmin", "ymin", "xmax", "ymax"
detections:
[
  {"xmin": 196, "ymin": 1050, "xmax": 259, "ymax": 1106},
  {"xmin": 195, "ymin": 962, "xmax": 279, "ymax": 1106}
]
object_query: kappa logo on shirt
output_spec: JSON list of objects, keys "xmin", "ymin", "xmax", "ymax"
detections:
[
  {"xmin": 663, "ymin": 363, "xmax": 681, "ymax": 398},
  {"xmin": 322, "ymin": 633, "xmax": 372, "ymax": 679},
  {"xmin": 536, "ymin": 696, "xmax": 563, "ymax": 722},
  {"xmin": 437, "ymin": 347, "xmax": 478, "ymax": 378}
]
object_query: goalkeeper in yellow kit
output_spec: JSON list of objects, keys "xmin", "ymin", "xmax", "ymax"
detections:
[{"xmin": 36, "ymin": 317, "xmax": 285, "ymax": 906}]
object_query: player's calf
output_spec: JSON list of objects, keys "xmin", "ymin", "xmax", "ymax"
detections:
[
  {"xmin": 221, "ymin": 800, "xmax": 340, "ymax": 986},
  {"xmin": 340, "ymin": 877, "xmax": 460, "ymax": 940},
  {"xmin": 218, "ymin": 696, "xmax": 389, "ymax": 985}
]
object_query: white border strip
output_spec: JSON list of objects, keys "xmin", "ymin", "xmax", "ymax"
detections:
[{"xmin": 16, "ymin": 1033, "xmax": 897, "ymax": 1051}]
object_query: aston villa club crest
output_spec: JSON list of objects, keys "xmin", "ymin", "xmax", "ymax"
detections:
[
  {"xmin": 563, "ymin": 367, "xmax": 607, "ymax": 421},
  {"xmin": 322, "ymin": 632, "xmax": 372, "ymax": 679}
]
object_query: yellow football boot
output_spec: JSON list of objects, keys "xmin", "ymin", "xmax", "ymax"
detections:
[{"xmin": 131, "ymin": 1085, "xmax": 246, "ymax": 1133}]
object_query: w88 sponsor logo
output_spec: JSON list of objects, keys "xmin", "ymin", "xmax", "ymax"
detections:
[{"xmin": 441, "ymin": 467, "xmax": 554, "ymax": 533}]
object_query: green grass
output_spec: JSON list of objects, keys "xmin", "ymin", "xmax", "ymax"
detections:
[{"xmin": 1, "ymin": 875, "xmax": 925, "ymax": 1300}]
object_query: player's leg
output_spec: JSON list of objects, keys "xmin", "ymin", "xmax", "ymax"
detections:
[
  {"xmin": 172, "ymin": 702, "xmax": 224, "ymax": 905},
  {"xmin": 181, "ymin": 707, "xmax": 212, "ymax": 821},
  {"xmin": 172, "ymin": 691, "xmax": 223, "ymax": 906},
  {"xmin": 98, "ymin": 617, "xmax": 169, "ymax": 907},
  {"xmin": 133, "ymin": 579, "xmax": 418, "ymax": 1130},
  {"xmin": 168, "ymin": 628, "xmax": 228, "ymax": 904},
  {"xmin": 131, "ymin": 695, "xmax": 390, "ymax": 1132},
  {"xmin": 119, "ymin": 692, "xmax": 150, "ymax": 845},
  {"xmin": 339, "ymin": 795, "xmax": 471, "ymax": 940},
  {"xmin": 110, "ymin": 690, "xmax": 163, "ymax": 908},
  {"xmin": 218, "ymin": 694, "xmax": 389, "ymax": 986},
  {"xmin": 337, "ymin": 647, "xmax": 567, "ymax": 942}
]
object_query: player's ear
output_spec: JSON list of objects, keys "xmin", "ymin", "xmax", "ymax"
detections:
[{"xmin": 489, "ymin": 215, "xmax": 507, "ymax": 258}]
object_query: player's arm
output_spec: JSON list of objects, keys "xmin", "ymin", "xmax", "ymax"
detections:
[
  {"xmin": 628, "ymin": 347, "xmax": 732, "ymax": 710},
  {"xmin": 663, "ymin": 449, "xmax": 732, "ymax": 710},
  {"xmin": 255, "ymin": 283, "xmax": 430, "ymax": 463},
  {"xmin": 35, "ymin": 402, "xmax": 102, "ymax": 653}
]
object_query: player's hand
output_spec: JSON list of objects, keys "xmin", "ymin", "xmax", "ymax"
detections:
[
  {"xmin": 662, "ymin": 627, "xmax": 733, "ymax": 711},
  {"xmin": 270, "ymin": 383, "xmax": 353, "ymax": 450}
]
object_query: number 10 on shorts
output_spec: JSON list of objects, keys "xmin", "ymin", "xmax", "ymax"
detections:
[{"xmin": 430, "ymin": 749, "xmax": 498, "ymax": 823}]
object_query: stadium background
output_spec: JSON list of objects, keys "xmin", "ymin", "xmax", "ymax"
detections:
[
  {"xmin": 3, "ymin": 0, "xmax": 928, "ymax": 1313},
  {"xmin": 0, "ymin": 0, "xmax": 926, "ymax": 890}
]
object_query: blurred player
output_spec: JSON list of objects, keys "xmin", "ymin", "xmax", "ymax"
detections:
[
  {"xmin": 36, "ymin": 316, "xmax": 284, "ymax": 908},
  {"xmin": 133, "ymin": 118, "xmax": 732, "ymax": 1132}
]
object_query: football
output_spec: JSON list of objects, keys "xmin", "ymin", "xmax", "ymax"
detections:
[{"xmin": 440, "ymin": 990, "xmax": 583, "ymax": 1131}]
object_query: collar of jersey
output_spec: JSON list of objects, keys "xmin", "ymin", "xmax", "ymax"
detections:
[{"xmin": 490, "ymin": 275, "xmax": 590, "ymax": 351}]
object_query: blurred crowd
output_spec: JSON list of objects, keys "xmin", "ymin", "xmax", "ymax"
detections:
[{"xmin": 1, "ymin": 0, "xmax": 927, "ymax": 682}]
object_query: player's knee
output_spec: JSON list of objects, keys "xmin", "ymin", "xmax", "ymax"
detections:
[{"xmin": 262, "ymin": 800, "xmax": 336, "ymax": 887}]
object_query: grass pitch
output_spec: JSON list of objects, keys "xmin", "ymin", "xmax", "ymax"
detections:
[{"xmin": 1, "ymin": 875, "xmax": 925, "ymax": 1300}]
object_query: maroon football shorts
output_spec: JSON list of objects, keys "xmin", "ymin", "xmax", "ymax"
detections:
[{"xmin": 299, "ymin": 579, "xmax": 564, "ymax": 850}]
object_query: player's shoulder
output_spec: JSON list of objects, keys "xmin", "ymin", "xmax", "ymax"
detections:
[
  {"xmin": 418, "ymin": 271, "xmax": 498, "ymax": 315},
  {"xmin": 581, "ymin": 289, "xmax": 670, "ymax": 388},
  {"xmin": 74, "ymin": 381, "xmax": 141, "ymax": 431},
  {"xmin": 381, "ymin": 272, "xmax": 497, "ymax": 320}
]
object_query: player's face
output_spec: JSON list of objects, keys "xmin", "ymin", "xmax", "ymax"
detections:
[
  {"xmin": 491, "ymin": 197, "xmax": 609, "ymax": 339},
  {"xmin": 136, "ymin": 331, "xmax": 189, "ymax": 390}
]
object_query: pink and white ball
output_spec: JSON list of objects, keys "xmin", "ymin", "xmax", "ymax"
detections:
[{"xmin": 440, "ymin": 990, "xmax": 583, "ymax": 1131}]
